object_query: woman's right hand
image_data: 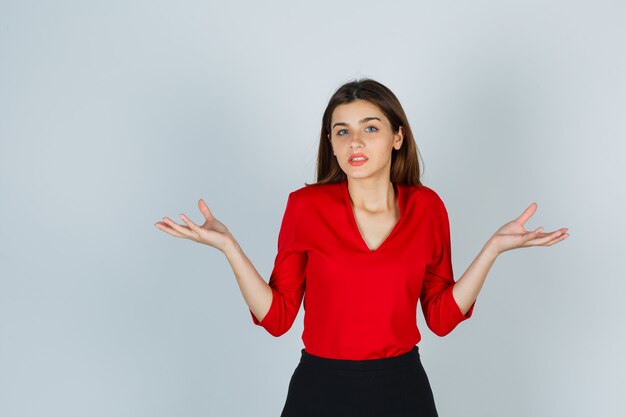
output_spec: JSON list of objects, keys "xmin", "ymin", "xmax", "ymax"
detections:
[{"xmin": 154, "ymin": 199, "xmax": 236, "ymax": 253}]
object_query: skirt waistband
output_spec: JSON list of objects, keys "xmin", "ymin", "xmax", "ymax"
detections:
[{"xmin": 299, "ymin": 345, "xmax": 420, "ymax": 372}]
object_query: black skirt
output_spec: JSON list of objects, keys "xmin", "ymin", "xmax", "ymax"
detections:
[{"xmin": 280, "ymin": 345, "xmax": 439, "ymax": 417}]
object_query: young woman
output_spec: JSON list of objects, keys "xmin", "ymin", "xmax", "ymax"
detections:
[{"xmin": 155, "ymin": 78, "xmax": 569, "ymax": 416}]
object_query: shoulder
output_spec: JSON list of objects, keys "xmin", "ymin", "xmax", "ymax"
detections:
[
  {"xmin": 289, "ymin": 182, "xmax": 342, "ymax": 202},
  {"xmin": 404, "ymin": 183, "xmax": 446, "ymax": 209},
  {"xmin": 284, "ymin": 182, "xmax": 342, "ymax": 212},
  {"xmin": 420, "ymin": 185, "xmax": 445, "ymax": 206}
]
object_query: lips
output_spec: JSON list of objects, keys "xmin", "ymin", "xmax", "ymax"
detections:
[
  {"xmin": 348, "ymin": 153, "xmax": 368, "ymax": 163},
  {"xmin": 348, "ymin": 153, "xmax": 369, "ymax": 166}
]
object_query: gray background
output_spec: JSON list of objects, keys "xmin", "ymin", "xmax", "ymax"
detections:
[{"xmin": 1, "ymin": 1, "xmax": 624, "ymax": 416}]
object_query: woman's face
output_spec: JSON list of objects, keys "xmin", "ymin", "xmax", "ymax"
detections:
[{"xmin": 328, "ymin": 99, "xmax": 403, "ymax": 181}]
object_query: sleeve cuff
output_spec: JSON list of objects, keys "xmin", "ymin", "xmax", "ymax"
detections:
[
  {"xmin": 250, "ymin": 287, "xmax": 277, "ymax": 327},
  {"xmin": 449, "ymin": 285, "xmax": 476, "ymax": 321}
]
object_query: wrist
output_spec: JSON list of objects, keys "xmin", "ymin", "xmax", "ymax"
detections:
[
  {"xmin": 222, "ymin": 238, "xmax": 242, "ymax": 257},
  {"xmin": 484, "ymin": 238, "xmax": 500, "ymax": 259}
]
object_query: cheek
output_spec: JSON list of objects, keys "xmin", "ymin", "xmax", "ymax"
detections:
[{"xmin": 372, "ymin": 142, "xmax": 394, "ymax": 157}]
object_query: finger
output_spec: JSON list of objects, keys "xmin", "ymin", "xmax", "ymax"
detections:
[
  {"xmin": 525, "ymin": 229, "xmax": 567, "ymax": 246},
  {"xmin": 161, "ymin": 217, "xmax": 194, "ymax": 238},
  {"xmin": 515, "ymin": 202, "xmax": 538, "ymax": 227},
  {"xmin": 154, "ymin": 221, "xmax": 187, "ymax": 238},
  {"xmin": 198, "ymin": 199, "xmax": 216, "ymax": 221},
  {"xmin": 531, "ymin": 227, "xmax": 570, "ymax": 239},
  {"xmin": 530, "ymin": 227, "xmax": 569, "ymax": 239},
  {"xmin": 525, "ymin": 226, "xmax": 544, "ymax": 237},
  {"xmin": 542, "ymin": 231, "xmax": 570, "ymax": 246},
  {"xmin": 515, "ymin": 227, "xmax": 546, "ymax": 245},
  {"xmin": 179, "ymin": 213, "xmax": 203, "ymax": 234},
  {"xmin": 537, "ymin": 227, "xmax": 569, "ymax": 238}
]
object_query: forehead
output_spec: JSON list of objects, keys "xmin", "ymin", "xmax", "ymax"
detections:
[{"xmin": 331, "ymin": 100, "xmax": 386, "ymax": 123}]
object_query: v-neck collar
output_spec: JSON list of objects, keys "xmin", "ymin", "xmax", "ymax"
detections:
[{"xmin": 341, "ymin": 179, "xmax": 405, "ymax": 253}]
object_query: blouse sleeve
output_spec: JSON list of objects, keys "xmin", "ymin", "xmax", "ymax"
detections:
[
  {"xmin": 249, "ymin": 191, "xmax": 307, "ymax": 337},
  {"xmin": 419, "ymin": 191, "xmax": 475, "ymax": 337}
]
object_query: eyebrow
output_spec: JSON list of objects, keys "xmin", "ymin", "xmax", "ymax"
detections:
[{"xmin": 332, "ymin": 117, "xmax": 381, "ymax": 130}]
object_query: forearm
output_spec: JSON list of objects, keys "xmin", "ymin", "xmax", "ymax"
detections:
[
  {"xmin": 452, "ymin": 239, "xmax": 499, "ymax": 315},
  {"xmin": 222, "ymin": 239, "xmax": 273, "ymax": 323}
]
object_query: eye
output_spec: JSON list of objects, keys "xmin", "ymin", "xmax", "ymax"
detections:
[{"xmin": 336, "ymin": 126, "xmax": 378, "ymax": 136}]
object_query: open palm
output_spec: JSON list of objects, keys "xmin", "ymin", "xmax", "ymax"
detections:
[
  {"xmin": 154, "ymin": 199, "xmax": 234, "ymax": 252},
  {"xmin": 489, "ymin": 202, "xmax": 569, "ymax": 255}
]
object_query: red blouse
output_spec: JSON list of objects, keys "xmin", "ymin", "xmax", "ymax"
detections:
[{"xmin": 250, "ymin": 179, "xmax": 475, "ymax": 360}]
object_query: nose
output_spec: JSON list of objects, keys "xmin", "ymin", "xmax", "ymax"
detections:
[{"xmin": 350, "ymin": 132, "xmax": 364, "ymax": 149}]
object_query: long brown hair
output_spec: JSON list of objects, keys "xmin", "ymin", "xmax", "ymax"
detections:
[{"xmin": 305, "ymin": 78, "xmax": 424, "ymax": 187}]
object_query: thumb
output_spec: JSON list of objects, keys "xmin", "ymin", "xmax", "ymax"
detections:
[{"xmin": 198, "ymin": 199, "xmax": 215, "ymax": 221}]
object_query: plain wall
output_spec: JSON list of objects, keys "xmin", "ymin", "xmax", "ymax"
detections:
[{"xmin": 1, "ymin": 1, "xmax": 624, "ymax": 416}]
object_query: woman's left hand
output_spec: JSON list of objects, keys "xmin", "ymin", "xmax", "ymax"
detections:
[{"xmin": 488, "ymin": 202, "xmax": 569, "ymax": 256}]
